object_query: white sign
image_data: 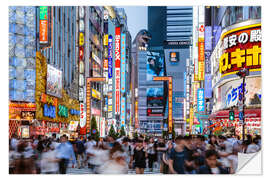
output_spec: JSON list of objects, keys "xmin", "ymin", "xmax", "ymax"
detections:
[
  {"xmin": 69, "ymin": 121, "xmax": 79, "ymax": 131},
  {"xmin": 80, "ymin": 103, "xmax": 86, "ymax": 127},
  {"xmin": 92, "ymin": 52, "xmax": 101, "ymax": 65}
]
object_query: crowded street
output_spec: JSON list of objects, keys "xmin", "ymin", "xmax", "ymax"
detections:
[{"xmin": 8, "ymin": 5, "xmax": 261, "ymax": 174}]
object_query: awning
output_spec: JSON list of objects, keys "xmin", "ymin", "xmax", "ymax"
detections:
[{"xmin": 209, "ymin": 108, "xmax": 261, "ymax": 119}]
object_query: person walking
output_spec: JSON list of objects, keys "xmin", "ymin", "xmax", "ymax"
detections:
[
  {"xmin": 168, "ymin": 135, "xmax": 188, "ymax": 174},
  {"xmin": 56, "ymin": 135, "xmax": 76, "ymax": 174},
  {"xmin": 147, "ymin": 137, "xmax": 156, "ymax": 172},
  {"xmin": 76, "ymin": 136, "xmax": 86, "ymax": 169},
  {"xmin": 133, "ymin": 139, "xmax": 147, "ymax": 174}
]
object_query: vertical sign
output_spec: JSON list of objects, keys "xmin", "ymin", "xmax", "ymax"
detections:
[
  {"xmin": 39, "ymin": 6, "xmax": 48, "ymax": 44},
  {"xmin": 135, "ymin": 100, "xmax": 139, "ymax": 129},
  {"xmin": 121, "ymin": 33, "xmax": 126, "ymax": 93},
  {"xmin": 120, "ymin": 33, "xmax": 126, "ymax": 127},
  {"xmin": 115, "ymin": 27, "xmax": 121, "ymax": 115},
  {"xmin": 80, "ymin": 103, "xmax": 86, "ymax": 134},
  {"xmin": 189, "ymin": 107, "xmax": 194, "ymax": 132},
  {"xmin": 168, "ymin": 77, "xmax": 173, "ymax": 133},
  {"xmin": 86, "ymin": 80, "xmax": 91, "ymax": 133},
  {"xmin": 193, "ymin": 82, "xmax": 200, "ymax": 105},
  {"xmin": 120, "ymin": 97, "xmax": 126, "ymax": 127},
  {"xmin": 197, "ymin": 88, "xmax": 205, "ymax": 112},
  {"xmin": 205, "ymin": 74, "xmax": 212, "ymax": 98}
]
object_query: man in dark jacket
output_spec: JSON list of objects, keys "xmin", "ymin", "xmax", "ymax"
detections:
[
  {"xmin": 198, "ymin": 149, "xmax": 229, "ymax": 174},
  {"xmin": 76, "ymin": 136, "xmax": 86, "ymax": 169}
]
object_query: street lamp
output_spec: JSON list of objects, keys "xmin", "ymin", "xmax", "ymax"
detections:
[{"xmin": 236, "ymin": 68, "xmax": 249, "ymax": 141}]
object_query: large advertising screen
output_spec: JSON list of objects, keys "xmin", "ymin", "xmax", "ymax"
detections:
[
  {"xmin": 46, "ymin": 65, "xmax": 62, "ymax": 98},
  {"xmin": 146, "ymin": 53, "xmax": 164, "ymax": 81},
  {"xmin": 146, "ymin": 88, "xmax": 164, "ymax": 107},
  {"xmin": 219, "ymin": 24, "xmax": 261, "ymax": 77}
]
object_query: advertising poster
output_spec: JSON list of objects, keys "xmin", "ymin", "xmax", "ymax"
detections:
[
  {"xmin": 115, "ymin": 27, "xmax": 121, "ymax": 115},
  {"xmin": 146, "ymin": 53, "xmax": 164, "ymax": 81},
  {"xmin": 46, "ymin": 65, "xmax": 62, "ymax": 98}
]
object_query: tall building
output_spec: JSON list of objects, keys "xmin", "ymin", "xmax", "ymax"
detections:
[
  {"xmin": 147, "ymin": 6, "xmax": 193, "ymax": 135},
  {"xmin": 206, "ymin": 6, "xmax": 261, "ymax": 136}
]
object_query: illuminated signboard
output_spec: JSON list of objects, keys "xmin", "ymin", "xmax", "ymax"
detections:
[
  {"xmin": 58, "ymin": 105, "xmax": 68, "ymax": 118},
  {"xmin": 115, "ymin": 27, "xmax": 121, "ymax": 115},
  {"xmin": 193, "ymin": 82, "xmax": 200, "ymax": 105},
  {"xmin": 121, "ymin": 33, "xmax": 126, "ymax": 93},
  {"xmin": 205, "ymin": 26, "xmax": 212, "ymax": 51},
  {"xmin": 198, "ymin": 40, "xmax": 205, "ymax": 81},
  {"xmin": 104, "ymin": 34, "xmax": 108, "ymax": 46},
  {"xmin": 170, "ymin": 52, "xmax": 180, "ymax": 62},
  {"xmin": 86, "ymin": 80, "xmax": 91, "ymax": 132},
  {"xmin": 135, "ymin": 100, "xmax": 139, "ymax": 129},
  {"xmin": 39, "ymin": 6, "xmax": 48, "ymax": 44},
  {"xmin": 79, "ymin": 32, "xmax": 84, "ymax": 46},
  {"xmin": 120, "ymin": 97, "xmax": 126, "ymax": 127},
  {"xmin": 108, "ymin": 35, "xmax": 113, "ymax": 78},
  {"xmin": 219, "ymin": 24, "xmax": 261, "ymax": 77},
  {"xmin": 92, "ymin": 89, "xmax": 101, "ymax": 100},
  {"xmin": 168, "ymin": 78, "xmax": 173, "ymax": 133},
  {"xmin": 79, "ymin": 47, "xmax": 84, "ymax": 61},
  {"xmin": 197, "ymin": 88, "xmax": 205, "ymax": 112},
  {"xmin": 80, "ymin": 103, "xmax": 86, "ymax": 128},
  {"xmin": 189, "ymin": 107, "xmax": 194, "ymax": 130}
]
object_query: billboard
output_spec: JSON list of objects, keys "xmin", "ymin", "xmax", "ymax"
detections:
[
  {"xmin": 46, "ymin": 65, "xmax": 62, "ymax": 98},
  {"xmin": 197, "ymin": 88, "xmax": 205, "ymax": 112},
  {"xmin": 147, "ymin": 53, "xmax": 164, "ymax": 81},
  {"xmin": 146, "ymin": 88, "xmax": 164, "ymax": 107},
  {"xmin": 115, "ymin": 27, "xmax": 121, "ymax": 115},
  {"xmin": 219, "ymin": 76, "xmax": 261, "ymax": 109},
  {"xmin": 219, "ymin": 24, "xmax": 261, "ymax": 77},
  {"xmin": 121, "ymin": 33, "xmax": 126, "ymax": 93}
]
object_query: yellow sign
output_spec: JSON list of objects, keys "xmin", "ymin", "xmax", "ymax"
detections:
[
  {"xmin": 92, "ymin": 89, "xmax": 101, "ymax": 100},
  {"xmin": 104, "ymin": 34, "xmax": 108, "ymax": 46},
  {"xmin": 189, "ymin": 107, "xmax": 194, "ymax": 131},
  {"xmin": 79, "ymin": 32, "xmax": 84, "ymax": 46},
  {"xmin": 198, "ymin": 61, "xmax": 205, "ymax": 80}
]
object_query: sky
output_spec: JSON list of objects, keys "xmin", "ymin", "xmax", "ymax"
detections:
[{"xmin": 118, "ymin": 6, "xmax": 148, "ymax": 42}]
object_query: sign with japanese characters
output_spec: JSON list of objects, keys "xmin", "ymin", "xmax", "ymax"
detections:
[
  {"xmin": 115, "ymin": 27, "xmax": 121, "ymax": 115},
  {"xmin": 219, "ymin": 24, "xmax": 261, "ymax": 77},
  {"xmin": 197, "ymin": 88, "xmax": 205, "ymax": 112},
  {"xmin": 220, "ymin": 76, "xmax": 261, "ymax": 109}
]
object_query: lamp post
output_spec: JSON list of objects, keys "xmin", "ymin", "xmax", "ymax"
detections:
[{"xmin": 236, "ymin": 68, "xmax": 249, "ymax": 141}]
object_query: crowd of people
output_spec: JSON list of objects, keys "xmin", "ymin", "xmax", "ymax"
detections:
[{"xmin": 9, "ymin": 133, "xmax": 261, "ymax": 174}]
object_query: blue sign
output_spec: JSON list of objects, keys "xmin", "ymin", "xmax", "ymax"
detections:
[
  {"xmin": 226, "ymin": 83, "xmax": 247, "ymax": 107},
  {"xmin": 70, "ymin": 109, "xmax": 80, "ymax": 116},
  {"xmin": 197, "ymin": 88, "xmax": 205, "ymax": 112},
  {"xmin": 204, "ymin": 74, "xmax": 212, "ymax": 98},
  {"xmin": 205, "ymin": 51, "xmax": 211, "ymax": 74},
  {"xmin": 108, "ymin": 35, "xmax": 113, "ymax": 79},
  {"xmin": 120, "ymin": 33, "xmax": 126, "ymax": 93},
  {"xmin": 239, "ymin": 111, "xmax": 244, "ymax": 120},
  {"xmin": 204, "ymin": 26, "xmax": 212, "ymax": 51},
  {"xmin": 43, "ymin": 104, "xmax": 56, "ymax": 119}
]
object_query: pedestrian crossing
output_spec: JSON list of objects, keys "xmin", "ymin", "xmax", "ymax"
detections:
[{"xmin": 67, "ymin": 167, "xmax": 161, "ymax": 174}]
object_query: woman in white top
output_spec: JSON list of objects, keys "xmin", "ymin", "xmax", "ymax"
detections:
[{"xmin": 40, "ymin": 142, "xmax": 59, "ymax": 174}]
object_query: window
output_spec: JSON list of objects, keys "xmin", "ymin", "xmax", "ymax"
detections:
[{"xmin": 249, "ymin": 6, "xmax": 261, "ymax": 19}]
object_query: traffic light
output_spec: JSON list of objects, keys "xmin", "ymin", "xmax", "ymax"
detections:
[{"xmin": 229, "ymin": 110, "xmax": 235, "ymax": 120}]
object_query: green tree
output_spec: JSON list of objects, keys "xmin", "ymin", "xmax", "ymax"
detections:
[
  {"xmin": 119, "ymin": 126, "xmax": 126, "ymax": 137},
  {"xmin": 108, "ymin": 124, "xmax": 117, "ymax": 139},
  {"xmin": 90, "ymin": 116, "xmax": 99, "ymax": 141}
]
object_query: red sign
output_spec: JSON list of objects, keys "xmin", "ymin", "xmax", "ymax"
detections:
[
  {"xmin": 9, "ymin": 103, "xmax": 36, "ymax": 111},
  {"xmin": 115, "ymin": 27, "xmax": 121, "ymax": 115},
  {"xmin": 40, "ymin": 93, "xmax": 58, "ymax": 106},
  {"xmin": 103, "ymin": 59, "xmax": 108, "ymax": 69},
  {"xmin": 79, "ymin": 47, "xmax": 84, "ymax": 60},
  {"xmin": 39, "ymin": 20, "xmax": 48, "ymax": 43}
]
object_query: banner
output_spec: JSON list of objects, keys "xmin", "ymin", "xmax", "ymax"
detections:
[
  {"xmin": 46, "ymin": 65, "xmax": 62, "ymax": 98},
  {"xmin": 115, "ymin": 27, "xmax": 121, "ymax": 115},
  {"xmin": 39, "ymin": 6, "xmax": 48, "ymax": 44}
]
